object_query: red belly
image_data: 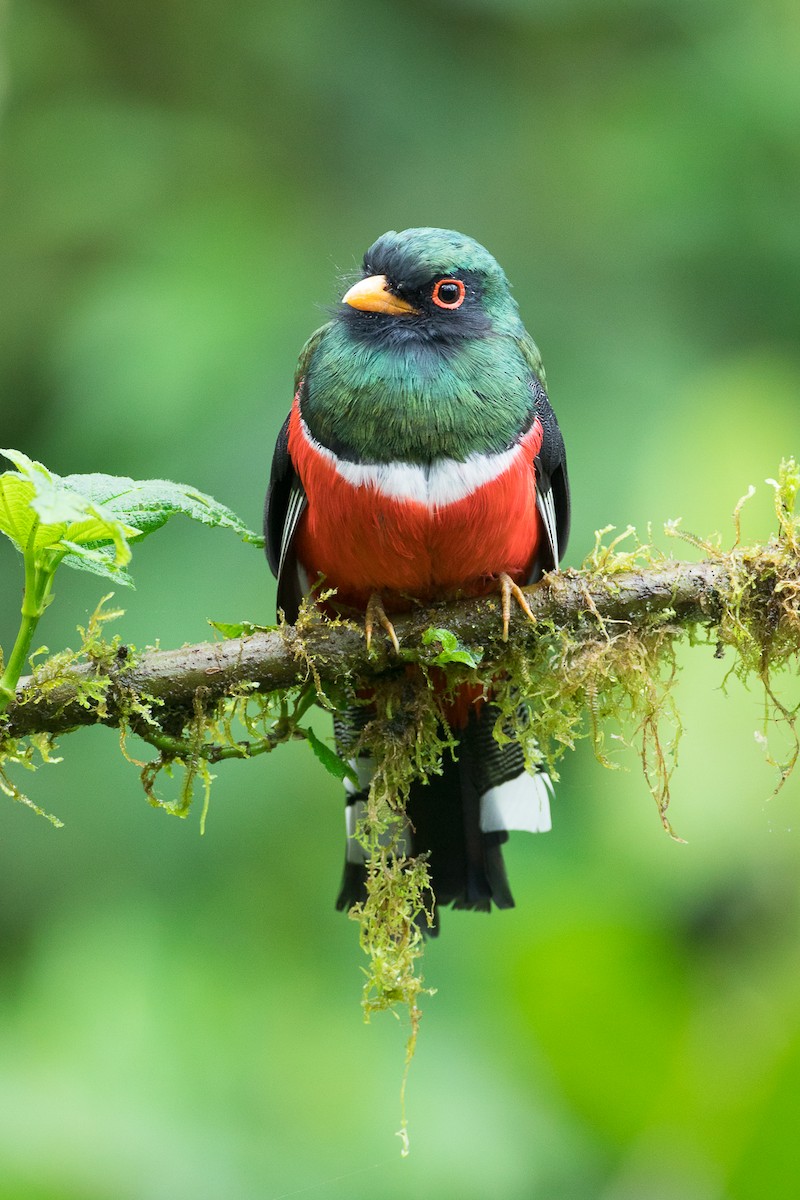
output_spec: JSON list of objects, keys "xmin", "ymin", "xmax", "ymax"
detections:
[{"xmin": 289, "ymin": 401, "xmax": 543, "ymax": 611}]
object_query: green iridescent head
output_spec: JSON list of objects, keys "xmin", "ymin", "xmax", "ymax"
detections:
[
  {"xmin": 301, "ymin": 228, "xmax": 543, "ymax": 463},
  {"xmin": 340, "ymin": 227, "xmax": 523, "ymax": 341}
]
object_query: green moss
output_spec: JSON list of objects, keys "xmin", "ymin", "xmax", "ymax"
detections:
[
  {"xmin": 0, "ymin": 731, "xmax": 64, "ymax": 826},
  {"xmin": 2, "ymin": 461, "xmax": 799, "ymax": 1147},
  {"xmin": 0, "ymin": 594, "xmax": 127, "ymax": 824},
  {"xmin": 342, "ymin": 460, "xmax": 800, "ymax": 1093},
  {"xmin": 343, "ymin": 672, "xmax": 454, "ymax": 1154},
  {"xmin": 716, "ymin": 460, "xmax": 800, "ymax": 785}
]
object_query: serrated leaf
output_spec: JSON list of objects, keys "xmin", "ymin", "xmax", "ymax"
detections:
[
  {"xmin": 0, "ymin": 448, "xmax": 53, "ymax": 488},
  {"xmin": 62, "ymin": 474, "xmax": 263, "ymax": 544},
  {"xmin": 1, "ymin": 449, "xmax": 139, "ymax": 569},
  {"xmin": 59, "ymin": 543, "xmax": 135, "ymax": 587},
  {"xmin": 2, "ymin": 451, "xmax": 262, "ymax": 597},
  {"xmin": 304, "ymin": 727, "xmax": 358, "ymax": 784}
]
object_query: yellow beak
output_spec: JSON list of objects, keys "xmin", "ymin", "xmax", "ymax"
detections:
[{"xmin": 341, "ymin": 274, "xmax": 419, "ymax": 316}]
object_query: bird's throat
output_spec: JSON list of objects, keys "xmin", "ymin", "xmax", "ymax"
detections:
[{"xmin": 302, "ymin": 325, "xmax": 536, "ymax": 464}]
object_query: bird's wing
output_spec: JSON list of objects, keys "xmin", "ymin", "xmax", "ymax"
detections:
[
  {"xmin": 264, "ymin": 411, "xmax": 307, "ymax": 622},
  {"xmin": 517, "ymin": 334, "xmax": 571, "ymax": 577},
  {"xmin": 264, "ymin": 325, "xmax": 333, "ymax": 621}
]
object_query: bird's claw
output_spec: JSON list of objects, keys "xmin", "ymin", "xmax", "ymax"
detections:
[
  {"xmin": 365, "ymin": 593, "xmax": 400, "ymax": 654},
  {"xmin": 498, "ymin": 572, "xmax": 536, "ymax": 642}
]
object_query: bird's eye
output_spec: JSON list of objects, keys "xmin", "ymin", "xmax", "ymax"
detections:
[{"xmin": 432, "ymin": 278, "xmax": 466, "ymax": 309}]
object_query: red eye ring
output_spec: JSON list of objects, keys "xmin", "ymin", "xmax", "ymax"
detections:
[{"xmin": 432, "ymin": 278, "xmax": 466, "ymax": 309}]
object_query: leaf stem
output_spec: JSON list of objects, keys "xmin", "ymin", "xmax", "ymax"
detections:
[
  {"xmin": 0, "ymin": 611, "xmax": 41, "ymax": 712},
  {"xmin": 0, "ymin": 532, "xmax": 55, "ymax": 714}
]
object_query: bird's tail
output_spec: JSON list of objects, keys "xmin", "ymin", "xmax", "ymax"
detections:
[{"xmin": 334, "ymin": 703, "xmax": 553, "ymax": 933}]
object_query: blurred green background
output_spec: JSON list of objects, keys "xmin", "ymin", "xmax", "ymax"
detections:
[{"xmin": 1, "ymin": 1, "xmax": 799, "ymax": 1196}]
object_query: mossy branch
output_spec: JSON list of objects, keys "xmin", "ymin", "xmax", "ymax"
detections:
[
  {"xmin": 2, "ymin": 465, "xmax": 798, "ymax": 1149},
  {"xmin": 1, "ymin": 554, "xmax": 795, "ymax": 741}
]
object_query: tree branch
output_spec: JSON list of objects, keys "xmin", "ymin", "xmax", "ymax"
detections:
[{"xmin": 1, "ymin": 559, "xmax": 748, "ymax": 740}]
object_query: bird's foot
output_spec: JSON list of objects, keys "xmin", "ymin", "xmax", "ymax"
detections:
[
  {"xmin": 498, "ymin": 572, "xmax": 536, "ymax": 642},
  {"xmin": 365, "ymin": 592, "xmax": 400, "ymax": 653}
]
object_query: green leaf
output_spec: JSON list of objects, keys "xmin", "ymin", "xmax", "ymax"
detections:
[
  {"xmin": 1, "ymin": 450, "xmax": 262, "ymax": 589},
  {"xmin": 62, "ymin": 474, "xmax": 263, "ymax": 545},
  {"xmin": 304, "ymin": 727, "xmax": 358, "ymax": 784},
  {"xmin": 0, "ymin": 448, "xmax": 53, "ymax": 489},
  {"xmin": 209, "ymin": 620, "xmax": 249, "ymax": 639},
  {"xmin": 0, "ymin": 471, "xmax": 37, "ymax": 552},
  {"xmin": 208, "ymin": 619, "xmax": 275, "ymax": 638},
  {"xmin": 1, "ymin": 449, "xmax": 140, "ymax": 572},
  {"xmin": 58, "ymin": 543, "xmax": 135, "ymax": 587},
  {"xmin": 421, "ymin": 626, "xmax": 482, "ymax": 668}
]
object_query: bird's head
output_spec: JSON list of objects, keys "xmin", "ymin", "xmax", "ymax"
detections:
[{"xmin": 339, "ymin": 227, "xmax": 522, "ymax": 346}]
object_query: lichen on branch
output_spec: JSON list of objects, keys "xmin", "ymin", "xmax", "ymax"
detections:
[
  {"xmin": 2, "ymin": 461, "xmax": 798, "ymax": 848},
  {"xmin": 1, "ymin": 459, "xmax": 799, "ymax": 1128}
]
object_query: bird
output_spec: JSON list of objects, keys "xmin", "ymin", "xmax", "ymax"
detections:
[{"xmin": 265, "ymin": 227, "xmax": 570, "ymax": 930}]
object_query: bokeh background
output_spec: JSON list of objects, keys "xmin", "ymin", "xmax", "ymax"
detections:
[{"xmin": 1, "ymin": 1, "xmax": 799, "ymax": 1196}]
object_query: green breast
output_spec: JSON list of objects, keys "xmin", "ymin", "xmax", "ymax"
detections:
[{"xmin": 302, "ymin": 323, "xmax": 537, "ymax": 464}]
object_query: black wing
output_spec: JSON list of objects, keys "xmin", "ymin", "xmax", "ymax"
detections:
[
  {"xmin": 264, "ymin": 411, "xmax": 307, "ymax": 622},
  {"xmin": 530, "ymin": 375, "xmax": 571, "ymax": 580},
  {"xmin": 264, "ymin": 325, "xmax": 332, "ymax": 622},
  {"xmin": 516, "ymin": 332, "xmax": 570, "ymax": 577}
]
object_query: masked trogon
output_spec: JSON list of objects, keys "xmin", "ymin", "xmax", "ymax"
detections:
[{"xmin": 265, "ymin": 228, "xmax": 570, "ymax": 930}]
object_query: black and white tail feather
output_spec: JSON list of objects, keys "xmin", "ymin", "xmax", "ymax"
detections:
[
  {"xmin": 265, "ymin": 357, "xmax": 570, "ymax": 930},
  {"xmin": 334, "ymin": 703, "xmax": 554, "ymax": 934}
]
